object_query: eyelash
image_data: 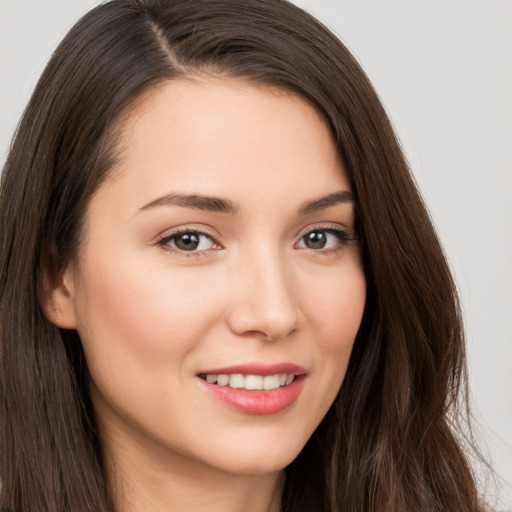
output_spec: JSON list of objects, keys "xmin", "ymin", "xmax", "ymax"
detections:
[
  {"xmin": 156, "ymin": 225, "xmax": 357, "ymax": 258},
  {"xmin": 156, "ymin": 228, "xmax": 220, "ymax": 258},
  {"xmin": 296, "ymin": 225, "xmax": 357, "ymax": 255}
]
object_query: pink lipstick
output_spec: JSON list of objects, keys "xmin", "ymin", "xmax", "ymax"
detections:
[{"xmin": 197, "ymin": 363, "xmax": 306, "ymax": 415}]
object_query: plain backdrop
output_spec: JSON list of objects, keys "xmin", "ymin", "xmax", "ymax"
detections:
[{"xmin": 1, "ymin": 0, "xmax": 511, "ymax": 509}]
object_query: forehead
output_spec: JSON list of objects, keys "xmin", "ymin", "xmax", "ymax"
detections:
[{"xmin": 99, "ymin": 77, "xmax": 349, "ymax": 213}]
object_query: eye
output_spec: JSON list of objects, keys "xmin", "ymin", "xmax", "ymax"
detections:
[
  {"xmin": 296, "ymin": 228, "xmax": 351, "ymax": 251},
  {"xmin": 158, "ymin": 230, "xmax": 218, "ymax": 252}
]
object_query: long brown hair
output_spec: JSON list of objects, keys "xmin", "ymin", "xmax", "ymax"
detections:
[{"xmin": 0, "ymin": 1, "xmax": 485, "ymax": 510}]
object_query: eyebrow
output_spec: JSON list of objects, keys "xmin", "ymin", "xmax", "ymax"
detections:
[
  {"xmin": 138, "ymin": 189, "xmax": 355, "ymax": 216},
  {"xmin": 139, "ymin": 193, "xmax": 238, "ymax": 214},
  {"xmin": 298, "ymin": 190, "xmax": 355, "ymax": 216}
]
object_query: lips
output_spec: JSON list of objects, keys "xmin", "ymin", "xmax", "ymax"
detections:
[{"xmin": 197, "ymin": 363, "xmax": 307, "ymax": 415}]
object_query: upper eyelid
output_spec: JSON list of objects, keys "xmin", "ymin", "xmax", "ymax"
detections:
[
  {"xmin": 295, "ymin": 223, "xmax": 353, "ymax": 239},
  {"xmin": 156, "ymin": 225, "xmax": 220, "ymax": 243}
]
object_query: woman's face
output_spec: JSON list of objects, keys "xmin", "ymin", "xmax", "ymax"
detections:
[{"xmin": 54, "ymin": 78, "xmax": 366, "ymax": 477}]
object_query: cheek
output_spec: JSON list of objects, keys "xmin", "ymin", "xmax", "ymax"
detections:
[
  {"xmin": 72, "ymin": 251, "xmax": 225, "ymax": 375},
  {"xmin": 71, "ymin": 252, "xmax": 231, "ymax": 440},
  {"xmin": 305, "ymin": 260, "xmax": 366, "ymax": 348},
  {"xmin": 296, "ymin": 258, "xmax": 366, "ymax": 412}
]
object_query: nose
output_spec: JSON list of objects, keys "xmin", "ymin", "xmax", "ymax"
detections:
[{"xmin": 226, "ymin": 249, "xmax": 300, "ymax": 341}]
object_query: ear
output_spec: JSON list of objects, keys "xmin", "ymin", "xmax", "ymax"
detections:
[{"xmin": 44, "ymin": 266, "xmax": 78, "ymax": 330}]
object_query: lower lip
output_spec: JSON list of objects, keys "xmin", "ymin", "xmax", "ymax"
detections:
[{"xmin": 198, "ymin": 375, "xmax": 306, "ymax": 415}]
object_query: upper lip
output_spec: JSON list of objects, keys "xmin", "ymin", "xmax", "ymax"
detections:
[{"xmin": 197, "ymin": 362, "xmax": 307, "ymax": 376}]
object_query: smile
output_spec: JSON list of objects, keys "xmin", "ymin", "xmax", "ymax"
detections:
[
  {"xmin": 197, "ymin": 363, "xmax": 307, "ymax": 415},
  {"xmin": 199, "ymin": 373, "xmax": 295, "ymax": 391}
]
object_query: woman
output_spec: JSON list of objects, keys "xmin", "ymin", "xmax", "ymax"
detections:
[{"xmin": 0, "ymin": 0, "xmax": 486, "ymax": 511}]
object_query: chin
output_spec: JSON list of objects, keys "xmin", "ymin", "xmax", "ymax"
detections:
[{"xmin": 196, "ymin": 431, "xmax": 310, "ymax": 476}]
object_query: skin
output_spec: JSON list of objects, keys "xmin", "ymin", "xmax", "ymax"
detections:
[{"xmin": 49, "ymin": 77, "xmax": 366, "ymax": 512}]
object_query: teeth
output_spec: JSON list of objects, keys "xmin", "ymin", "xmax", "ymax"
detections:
[
  {"xmin": 245, "ymin": 375, "xmax": 263, "ymax": 390},
  {"xmin": 229, "ymin": 374, "xmax": 245, "ymax": 388},
  {"xmin": 263, "ymin": 374, "xmax": 280, "ymax": 390},
  {"xmin": 202, "ymin": 373, "xmax": 296, "ymax": 391},
  {"xmin": 217, "ymin": 374, "xmax": 229, "ymax": 386}
]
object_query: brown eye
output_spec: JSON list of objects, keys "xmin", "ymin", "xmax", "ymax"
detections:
[
  {"xmin": 161, "ymin": 231, "xmax": 216, "ymax": 252},
  {"xmin": 174, "ymin": 232, "xmax": 200, "ymax": 250},
  {"xmin": 297, "ymin": 228, "xmax": 351, "ymax": 251},
  {"xmin": 303, "ymin": 231, "xmax": 328, "ymax": 249}
]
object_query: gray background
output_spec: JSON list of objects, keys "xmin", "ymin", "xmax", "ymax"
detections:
[{"xmin": 1, "ymin": 0, "xmax": 511, "ymax": 508}]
